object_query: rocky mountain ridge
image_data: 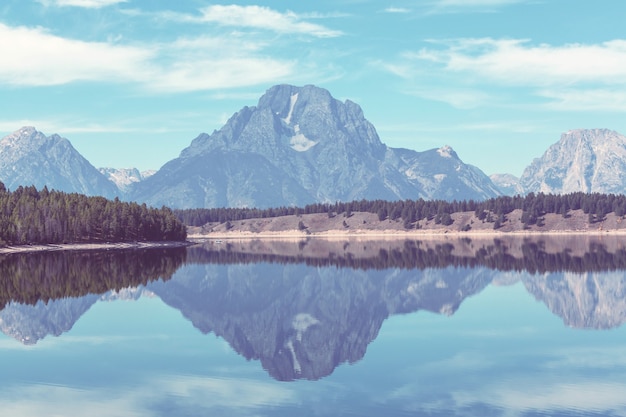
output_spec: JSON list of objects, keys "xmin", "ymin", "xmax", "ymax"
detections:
[
  {"xmin": 519, "ymin": 128, "xmax": 626, "ymax": 194},
  {"xmin": 2, "ymin": 90, "xmax": 626, "ymax": 205},
  {"xmin": 492, "ymin": 128, "xmax": 626, "ymax": 196},
  {"xmin": 0, "ymin": 126, "xmax": 119, "ymax": 198},
  {"xmin": 130, "ymin": 84, "xmax": 501, "ymax": 208},
  {"xmin": 99, "ymin": 167, "xmax": 155, "ymax": 195}
]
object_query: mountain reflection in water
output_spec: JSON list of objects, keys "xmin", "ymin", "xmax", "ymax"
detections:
[{"xmin": 1, "ymin": 235, "xmax": 626, "ymax": 381}]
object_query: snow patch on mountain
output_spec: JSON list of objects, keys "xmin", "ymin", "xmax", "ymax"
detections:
[
  {"xmin": 437, "ymin": 145, "xmax": 454, "ymax": 158},
  {"xmin": 99, "ymin": 167, "xmax": 155, "ymax": 194},
  {"xmin": 130, "ymin": 84, "xmax": 501, "ymax": 208},
  {"xmin": 282, "ymin": 93, "xmax": 298, "ymax": 125},
  {"xmin": 290, "ymin": 124, "xmax": 317, "ymax": 152}
]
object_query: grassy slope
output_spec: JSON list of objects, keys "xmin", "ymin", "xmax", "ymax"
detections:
[{"xmin": 188, "ymin": 209, "xmax": 626, "ymax": 237}]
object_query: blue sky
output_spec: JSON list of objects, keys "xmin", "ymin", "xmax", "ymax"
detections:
[{"xmin": 1, "ymin": 0, "xmax": 626, "ymax": 176}]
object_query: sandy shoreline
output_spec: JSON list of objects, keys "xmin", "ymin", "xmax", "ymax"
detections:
[
  {"xmin": 187, "ymin": 227, "xmax": 626, "ymax": 241},
  {"xmin": 2, "ymin": 227, "xmax": 624, "ymax": 254},
  {"xmin": 0, "ymin": 240, "xmax": 193, "ymax": 255},
  {"xmin": 188, "ymin": 209, "xmax": 626, "ymax": 241}
]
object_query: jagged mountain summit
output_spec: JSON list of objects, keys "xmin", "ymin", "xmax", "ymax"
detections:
[
  {"xmin": 520, "ymin": 128, "xmax": 626, "ymax": 194},
  {"xmin": 490, "ymin": 173, "xmax": 524, "ymax": 196},
  {"xmin": 0, "ymin": 127, "xmax": 119, "ymax": 198},
  {"xmin": 99, "ymin": 167, "xmax": 155, "ymax": 195},
  {"xmin": 131, "ymin": 84, "xmax": 500, "ymax": 209}
]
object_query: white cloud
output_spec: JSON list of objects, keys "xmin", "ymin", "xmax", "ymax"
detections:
[
  {"xmin": 412, "ymin": 38, "xmax": 626, "ymax": 86},
  {"xmin": 169, "ymin": 5, "xmax": 342, "ymax": 38},
  {"xmin": 386, "ymin": 38, "xmax": 626, "ymax": 111},
  {"xmin": 424, "ymin": 0, "xmax": 526, "ymax": 15},
  {"xmin": 37, "ymin": 0, "xmax": 127, "ymax": 8},
  {"xmin": 435, "ymin": 0, "xmax": 523, "ymax": 6},
  {"xmin": 540, "ymin": 88, "xmax": 626, "ymax": 112},
  {"xmin": 384, "ymin": 7, "xmax": 411, "ymax": 13},
  {"xmin": 0, "ymin": 23, "xmax": 296, "ymax": 92},
  {"xmin": 0, "ymin": 23, "xmax": 151, "ymax": 86},
  {"xmin": 407, "ymin": 86, "xmax": 492, "ymax": 109}
]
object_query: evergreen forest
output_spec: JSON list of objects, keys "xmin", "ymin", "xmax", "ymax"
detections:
[
  {"xmin": 175, "ymin": 191, "xmax": 626, "ymax": 229},
  {"xmin": 0, "ymin": 183, "xmax": 187, "ymax": 246}
]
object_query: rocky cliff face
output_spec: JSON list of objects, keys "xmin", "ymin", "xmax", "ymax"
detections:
[
  {"xmin": 490, "ymin": 173, "xmax": 524, "ymax": 196},
  {"xmin": 99, "ymin": 167, "xmax": 155, "ymax": 195},
  {"xmin": 131, "ymin": 84, "xmax": 500, "ymax": 208},
  {"xmin": 0, "ymin": 127, "xmax": 119, "ymax": 197},
  {"xmin": 520, "ymin": 129, "xmax": 626, "ymax": 194}
]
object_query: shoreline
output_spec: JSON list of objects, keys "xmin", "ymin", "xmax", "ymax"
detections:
[
  {"xmin": 187, "ymin": 228, "xmax": 626, "ymax": 241},
  {"xmin": 0, "ymin": 240, "xmax": 193, "ymax": 255}
]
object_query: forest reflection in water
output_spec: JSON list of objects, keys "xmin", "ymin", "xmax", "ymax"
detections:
[
  {"xmin": 1, "ymin": 235, "xmax": 626, "ymax": 381},
  {"xmin": 3, "ymin": 236, "xmax": 626, "ymax": 417},
  {"xmin": 189, "ymin": 234, "xmax": 626, "ymax": 273}
]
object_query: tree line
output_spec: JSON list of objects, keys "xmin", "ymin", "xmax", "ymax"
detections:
[
  {"xmin": 187, "ymin": 239, "xmax": 626, "ymax": 274},
  {"xmin": 0, "ymin": 183, "xmax": 187, "ymax": 246},
  {"xmin": 175, "ymin": 192, "xmax": 626, "ymax": 229}
]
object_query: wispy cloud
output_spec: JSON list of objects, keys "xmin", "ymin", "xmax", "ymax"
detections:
[
  {"xmin": 435, "ymin": 0, "xmax": 523, "ymax": 6},
  {"xmin": 406, "ymin": 86, "xmax": 493, "ymax": 109},
  {"xmin": 37, "ymin": 0, "xmax": 127, "ymax": 8},
  {"xmin": 412, "ymin": 38, "xmax": 626, "ymax": 86},
  {"xmin": 539, "ymin": 88, "xmax": 626, "ymax": 112},
  {"xmin": 0, "ymin": 23, "xmax": 151, "ymax": 86},
  {"xmin": 384, "ymin": 7, "xmax": 411, "ymax": 14},
  {"xmin": 161, "ymin": 5, "xmax": 343, "ymax": 38},
  {"xmin": 385, "ymin": 37, "xmax": 626, "ymax": 111},
  {"xmin": 0, "ymin": 23, "xmax": 297, "ymax": 92},
  {"xmin": 427, "ymin": 0, "xmax": 526, "ymax": 13}
]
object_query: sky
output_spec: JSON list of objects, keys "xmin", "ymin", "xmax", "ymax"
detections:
[{"xmin": 2, "ymin": 0, "xmax": 626, "ymax": 176}]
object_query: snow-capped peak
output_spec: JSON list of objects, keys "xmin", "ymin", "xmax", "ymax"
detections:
[{"xmin": 437, "ymin": 145, "xmax": 454, "ymax": 158}]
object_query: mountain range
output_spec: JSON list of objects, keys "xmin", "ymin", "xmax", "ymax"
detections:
[{"xmin": 1, "ymin": 85, "xmax": 626, "ymax": 208}]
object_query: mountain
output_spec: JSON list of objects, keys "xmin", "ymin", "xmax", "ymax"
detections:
[
  {"xmin": 490, "ymin": 173, "xmax": 524, "ymax": 196},
  {"xmin": 130, "ymin": 84, "xmax": 500, "ymax": 209},
  {"xmin": 99, "ymin": 167, "xmax": 155, "ymax": 195},
  {"xmin": 520, "ymin": 128, "xmax": 626, "ymax": 194},
  {"xmin": 0, "ymin": 127, "xmax": 119, "ymax": 197}
]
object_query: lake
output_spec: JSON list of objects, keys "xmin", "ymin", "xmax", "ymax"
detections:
[{"xmin": 1, "ymin": 235, "xmax": 626, "ymax": 416}]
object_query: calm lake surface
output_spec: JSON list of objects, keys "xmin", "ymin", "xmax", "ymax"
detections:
[{"xmin": 2, "ymin": 236, "xmax": 626, "ymax": 416}]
